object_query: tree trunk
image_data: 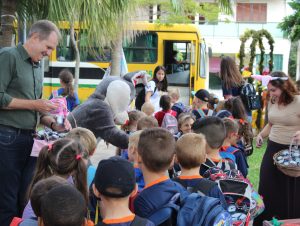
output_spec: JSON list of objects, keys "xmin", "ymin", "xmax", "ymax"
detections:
[
  {"xmin": 110, "ymin": 32, "xmax": 123, "ymax": 76},
  {"xmin": 0, "ymin": 0, "xmax": 17, "ymax": 48},
  {"xmin": 296, "ymin": 40, "xmax": 300, "ymax": 81},
  {"xmin": 70, "ymin": 24, "xmax": 80, "ymax": 93}
]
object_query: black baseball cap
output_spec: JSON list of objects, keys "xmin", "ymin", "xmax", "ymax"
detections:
[
  {"xmin": 194, "ymin": 89, "xmax": 210, "ymax": 102},
  {"xmin": 94, "ymin": 156, "xmax": 136, "ymax": 198}
]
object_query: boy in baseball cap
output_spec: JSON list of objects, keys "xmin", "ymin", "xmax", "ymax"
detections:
[
  {"xmin": 92, "ymin": 156, "xmax": 154, "ymax": 226},
  {"xmin": 191, "ymin": 89, "xmax": 210, "ymax": 120}
]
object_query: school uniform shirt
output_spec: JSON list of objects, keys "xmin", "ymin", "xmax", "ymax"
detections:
[
  {"xmin": 98, "ymin": 214, "xmax": 154, "ymax": 226},
  {"xmin": 154, "ymin": 110, "xmax": 177, "ymax": 126},
  {"xmin": 49, "ymin": 87, "xmax": 80, "ymax": 111},
  {"xmin": 175, "ymin": 175, "xmax": 227, "ymax": 209},
  {"xmin": 219, "ymin": 146, "xmax": 249, "ymax": 178},
  {"xmin": 145, "ymin": 81, "xmax": 161, "ymax": 112},
  {"xmin": 133, "ymin": 176, "xmax": 187, "ymax": 219}
]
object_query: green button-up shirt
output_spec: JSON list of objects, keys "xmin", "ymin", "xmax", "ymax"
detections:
[{"xmin": 0, "ymin": 44, "xmax": 43, "ymax": 129}]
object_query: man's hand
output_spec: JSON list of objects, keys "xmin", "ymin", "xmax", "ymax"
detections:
[{"xmin": 33, "ymin": 99, "xmax": 59, "ymax": 113}]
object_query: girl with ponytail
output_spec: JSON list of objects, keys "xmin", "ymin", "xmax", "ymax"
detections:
[
  {"xmin": 49, "ymin": 69, "xmax": 80, "ymax": 111},
  {"xmin": 22, "ymin": 138, "xmax": 89, "ymax": 220}
]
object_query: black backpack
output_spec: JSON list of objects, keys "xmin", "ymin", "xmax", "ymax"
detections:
[
  {"xmin": 240, "ymin": 83, "xmax": 261, "ymax": 111},
  {"xmin": 135, "ymin": 83, "xmax": 156, "ymax": 110}
]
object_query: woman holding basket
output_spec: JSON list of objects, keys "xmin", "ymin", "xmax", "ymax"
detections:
[{"xmin": 254, "ymin": 71, "xmax": 300, "ymax": 225}]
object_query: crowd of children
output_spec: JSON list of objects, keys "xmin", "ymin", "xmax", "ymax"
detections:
[{"xmin": 10, "ymin": 81, "xmax": 266, "ymax": 226}]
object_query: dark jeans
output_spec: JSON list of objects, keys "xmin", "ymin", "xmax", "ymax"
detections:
[{"xmin": 0, "ymin": 125, "xmax": 35, "ymax": 226}]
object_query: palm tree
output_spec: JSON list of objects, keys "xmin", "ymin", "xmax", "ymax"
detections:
[{"xmin": 1, "ymin": 0, "xmax": 232, "ymax": 90}]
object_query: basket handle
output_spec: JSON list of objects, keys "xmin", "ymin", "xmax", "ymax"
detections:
[{"xmin": 289, "ymin": 137, "xmax": 299, "ymax": 160}]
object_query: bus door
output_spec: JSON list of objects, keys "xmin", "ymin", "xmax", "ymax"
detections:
[{"xmin": 164, "ymin": 40, "xmax": 192, "ymax": 105}]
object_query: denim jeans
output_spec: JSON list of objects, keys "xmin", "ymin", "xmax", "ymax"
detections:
[{"xmin": 0, "ymin": 125, "xmax": 35, "ymax": 226}]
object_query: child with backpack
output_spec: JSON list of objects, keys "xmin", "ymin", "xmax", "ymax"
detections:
[
  {"xmin": 154, "ymin": 95, "xmax": 178, "ymax": 135},
  {"xmin": 22, "ymin": 138, "xmax": 89, "ymax": 220},
  {"xmin": 92, "ymin": 156, "xmax": 154, "ymax": 226},
  {"xmin": 220, "ymin": 118, "xmax": 249, "ymax": 178},
  {"xmin": 192, "ymin": 117, "xmax": 237, "ymax": 176},
  {"xmin": 173, "ymin": 133, "xmax": 227, "ymax": 209},
  {"xmin": 49, "ymin": 68, "xmax": 80, "ymax": 111},
  {"xmin": 155, "ymin": 95, "xmax": 177, "ymax": 126},
  {"xmin": 134, "ymin": 128, "xmax": 231, "ymax": 226},
  {"xmin": 169, "ymin": 88, "xmax": 190, "ymax": 117},
  {"xmin": 66, "ymin": 127, "xmax": 98, "ymax": 187},
  {"xmin": 128, "ymin": 131, "xmax": 145, "ymax": 191},
  {"xmin": 133, "ymin": 128, "xmax": 186, "ymax": 225},
  {"xmin": 191, "ymin": 89, "xmax": 210, "ymax": 120}
]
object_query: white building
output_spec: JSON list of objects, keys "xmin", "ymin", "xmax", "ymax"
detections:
[{"xmin": 199, "ymin": 0, "xmax": 292, "ymax": 90}]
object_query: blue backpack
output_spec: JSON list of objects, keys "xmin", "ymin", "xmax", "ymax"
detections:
[
  {"xmin": 148, "ymin": 183, "xmax": 232, "ymax": 226},
  {"xmin": 171, "ymin": 102, "xmax": 190, "ymax": 118},
  {"xmin": 219, "ymin": 146, "xmax": 239, "ymax": 163}
]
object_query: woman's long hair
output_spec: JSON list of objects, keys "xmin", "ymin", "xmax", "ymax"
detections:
[
  {"xmin": 59, "ymin": 69, "xmax": 75, "ymax": 98},
  {"xmin": 220, "ymin": 56, "xmax": 244, "ymax": 89},
  {"xmin": 153, "ymin": 65, "xmax": 168, "ymax": 92},
  {"xmin": 267, "ymin": 71, "xmax": 299, "ymax": 105}
]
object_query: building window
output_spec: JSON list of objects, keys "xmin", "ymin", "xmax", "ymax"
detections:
[
  {"xmin": 123, "ymin": 32, "xmax": 158, "ymax": 63},
  {"xmin": 236, "ymin": 3, "xmax": 267, "ymax": 23},
  {"xmin": 256, "ymin": 54, "xmax": 283, "ymax": 72}
]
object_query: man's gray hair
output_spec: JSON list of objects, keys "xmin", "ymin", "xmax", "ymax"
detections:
[{"xmin": 28, "ymin": 20, "xmax": 61, "ymax": 40}]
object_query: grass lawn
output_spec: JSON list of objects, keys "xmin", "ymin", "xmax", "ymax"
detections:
[{"xmin": 247, "ymin": 141, "xmax": 267, "ymax": 190}]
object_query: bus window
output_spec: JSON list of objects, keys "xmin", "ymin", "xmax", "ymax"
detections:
[
  {"xmin": 199, "ymin": 43, "xmax": 207, "ymax": 78},
  {"xmin": 79, "ymin": 31, "xmax": 112, "ymax": 62},
  {"xmin": 56, "ymin": 30, "xmax": 75, "ymax": 61},
  {"xmin": 123, "ymin": 32, "xmax": 158, "ymax": 63}
]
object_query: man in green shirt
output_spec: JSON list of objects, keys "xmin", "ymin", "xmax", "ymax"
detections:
[{"xmin": 0, "ymin": 20, "xmax": 68, "ymax": 226}]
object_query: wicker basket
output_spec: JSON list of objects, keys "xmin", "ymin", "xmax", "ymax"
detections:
[{"xmin": 273, "ymin": 138, "xmax": 300, "ymax": 178}]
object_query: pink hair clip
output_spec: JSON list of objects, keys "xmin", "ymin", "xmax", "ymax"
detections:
[
  {"xmin": 48, "ymin": 144, "xmax": 53, "ymax": 151},
  {"xmin": 76, "ymin": 154, "xmax": 82, "ymax": 160},
  {"xmin": 239, "ymin": 119, "xmax": 245, "ymax": 124}
]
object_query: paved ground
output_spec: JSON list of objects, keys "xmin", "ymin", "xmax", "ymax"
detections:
[{"xmin": 90, "ymin": 140, "xmax": 116, "ymax": 166}]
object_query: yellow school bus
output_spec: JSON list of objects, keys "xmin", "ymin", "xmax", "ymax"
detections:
[{"xmin": 44, "ymin": 22, "xmax": 208, "ymax": 104}]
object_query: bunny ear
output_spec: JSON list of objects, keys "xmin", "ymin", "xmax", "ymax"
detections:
[
  {"xmin": 261, "ymin": 75, "xmax": 273, "ymax": 86},
  {"xmin": 251, "ymin": 75, "xmax": 273, "ymax": 86}
]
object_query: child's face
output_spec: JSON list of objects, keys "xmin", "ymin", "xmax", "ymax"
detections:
[
  {"xmin": 156, "ymin": 69, "xmax": 165, "ymax": 82},
  {"xmin": 228, "ymin": 131, "xmax": 240, "ymax": 146},
  {"xmin": 180, "ymin": 118, "xmax": 194, "ymax": 134},
  {"xmin": 170, "ymin": 95, "xmax": 179, "ymax": 104}
]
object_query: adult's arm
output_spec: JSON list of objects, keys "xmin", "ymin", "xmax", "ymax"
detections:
[
  {"xmin": 145, "ymin": 80, "xmax": 156, "ymax": 102},
  {"xmin": 0, "ymin": 50, "xmax": 57, "ymax": 112},
  {"xmin": 256, "ymin": 123, "xmax": 272, "ymax": 148},
  {"xmin": 69, "ymin": 101, "xmax": 129, "ymax": 149},
  {"xmin": 4, "ymin": 98, "xmax": 57, "ymax": 113}
]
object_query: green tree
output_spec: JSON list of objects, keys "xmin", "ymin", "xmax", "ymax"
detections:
[
  {"xmin": 279, "ymin": 0, "xmax": 300, "ymax": 80},
  {"xmin": 0, "ymin": 0, "xmax": 232, "ymax": 91}
]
